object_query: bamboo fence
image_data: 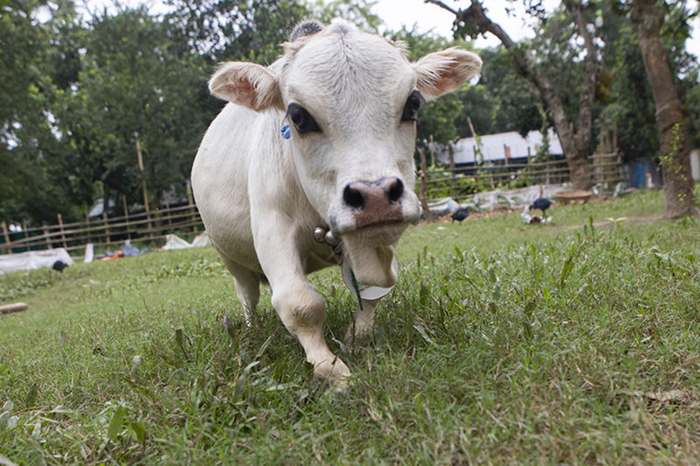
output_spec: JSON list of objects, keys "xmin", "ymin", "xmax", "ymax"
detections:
[
  {"xmin": 0, "ymin": 153, "xmax": 624, "ymax": 257},
  {"xmin": 418, "ymin": 152, "xmax": 624, "ymax": 203},
  {"xmin": 1, "ymin": 204, "xmax": 203, "ymax": 256}
]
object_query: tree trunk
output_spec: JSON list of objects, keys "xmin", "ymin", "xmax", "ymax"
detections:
[
  {"xmin": 631, "ymin": 0, "xmax": 697, "ymax": 218},
  {"xmin": 425, "ymin": 0, "xmax": 596, "ymax": 190}
]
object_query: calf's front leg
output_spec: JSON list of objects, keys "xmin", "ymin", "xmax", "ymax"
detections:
[
  {"xmin": 344, "ymin": 298, "xmax": 380, "ymax": 346},
  {"xmin": 253, "ymin": 218, "xmax": 350, "ymax": 390}
]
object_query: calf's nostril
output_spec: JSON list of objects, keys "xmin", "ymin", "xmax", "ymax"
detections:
[
  {"xmin": 387, "ymin": 178, "xmax": 404, "ymax": 203},
  {"xmin": 343, "ymin": 184, "xmax": 366, "ymax": 209}
]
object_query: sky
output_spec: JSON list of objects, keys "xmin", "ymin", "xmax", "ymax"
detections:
[{"xmin": 81, "ymin": 0, "xmax": 699, "ymax": 58}]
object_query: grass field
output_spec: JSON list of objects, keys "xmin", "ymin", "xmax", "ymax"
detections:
[{"xmin": 1, "ymin": 190, "xmax": 699, "ymax": 464}]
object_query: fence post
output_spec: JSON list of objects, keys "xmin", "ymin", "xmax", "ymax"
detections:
[
  {"xmin": 187, "ymin": 180, "xmax": 199, "ymax": 233},
  {"xmin": 103, "ymin": 210, "xmax": 111, "ymax": 249},
  {"xmin": 57, "ymin": 213, "xmax": 68, "ymax": 250},
  {"xmin": 1, "ymin": 221, "xmax": 11, "ymax": 255},
  {"xmin": 419, "ymin": 147, "xmax": 434, "ymax": 223},
  {"xmin": 136, "ymin": 139, "xmax": 153, "ymax": 234},
  {"xmin": 22, "ymin": 220, "xmax": 29, "ymax": 251},
  {"xmin": 42, "ymin": 222, "xmax": 51, "ymax": 250},
  {"xmin": 448, "ymin": 144, "xmax": 457, "ymax": 199},
  {"xmin": 85, "ymin": 210, "xmax": 92, "ymax": 245},
  {"xmin": 165, "ymin": 196, "xmax": 173, "ymax": 228},
  {"xmin": 123, "ymin": 195, "xmax": 132, "ymax": 241}
]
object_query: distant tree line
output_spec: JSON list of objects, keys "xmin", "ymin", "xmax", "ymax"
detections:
[{"xmin": 1, "ymin": 0, "xmax": 698, "ymax": 226}]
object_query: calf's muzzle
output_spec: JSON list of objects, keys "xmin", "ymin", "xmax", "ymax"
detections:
[{"xmin": 342, "ymin": 177, "xmax": 405, "ymax": 229}]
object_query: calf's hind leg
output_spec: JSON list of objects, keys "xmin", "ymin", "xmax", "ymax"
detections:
[{"xmin": 219, "ymin": 254, "xmax": 261, "ymax": 326}]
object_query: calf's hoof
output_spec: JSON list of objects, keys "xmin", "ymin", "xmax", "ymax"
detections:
[
  {"xmin": 313, "ymin": 357, "xmax": 351, "ymax": 392},
  {"xmin": 344, "ymin": 322, "xmax": 374, "ymax": 348}
]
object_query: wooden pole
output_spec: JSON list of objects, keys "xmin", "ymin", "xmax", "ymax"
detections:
[
  {"xmin": 1, "ymin": 221, "xmax": 11, "ymax": 255},
  {"xmin": 467, "ymin": 117, "xmax": 483, "ymax": 165},
  {"xmin": 42, "ymin": 222, "xmax": 51, "ymax": 250},
  {"xmin": 85, "ymin": 209, "xmax": 91, "ymax": 245},
  {"xmin": 418, "ymin": 147, "xmax": 434, "ymax": 223},
  {"xmin": 57, "ymin": 213, "xmax": 68, "ymax": 250},
  {"xmin": 448, "ymin": 144, "xmax": 457, "ymax": 199},
  {"xmin": 103, "ymin": 208, "xmax": 111, "ymax": 249},
  {"xmin": 123, "ymin": 194, "xmax": 132, "ymax": 241},
  {"xmin": 187, "ymin": 180, "xmax": 199, "ymax": 233},
  {"xmin": 164, "ymin": 194, "xmax": 173, "ymax": 227},
  {"xmin": 136, "ymin": 139, "xmax": 151, "ymax": 232}
]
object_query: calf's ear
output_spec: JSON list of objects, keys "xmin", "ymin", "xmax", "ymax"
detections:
[
  {"xmin": 209, "ymin": 62, "xmax": 283, "ymax": 112},
  {"xmin": 412, "ymin": 48, "xmax": 482, "ymax": 101}
]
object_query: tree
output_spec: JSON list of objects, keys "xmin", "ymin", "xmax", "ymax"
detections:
[
  {"xmin": 596, "ymin": 4, "xmax": 658, "ymax": 162},
  {"xmin": 427, "ymin": 0, "xmax": 601, "ymax": 190},
  {"xmin": 51, "ymin": 6, "xmax": 215, "ymax": 215},
  {"xmin": 0, "ymin": 0, "xmax": 81, "ymax": 224},
  {"xmin": 630, "ymin": 0, "xmax": 697, "ymax": 218}
]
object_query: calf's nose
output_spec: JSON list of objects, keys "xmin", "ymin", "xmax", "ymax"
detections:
[
  {"xmin": 342, "ymin": 177, "xmax": 405, "ymax": 228},
  {"xmin": 343, "ymin": 177, "xmax": 404, "ymax": 209}
]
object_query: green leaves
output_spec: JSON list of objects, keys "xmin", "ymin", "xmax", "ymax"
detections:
[
  {"xmin": 106, "ymin": 404, "xmax": 146, "ymax": 443},
  {"xmin": 560, "ymin": 253, "xmax": 575, "ymax": 289}
]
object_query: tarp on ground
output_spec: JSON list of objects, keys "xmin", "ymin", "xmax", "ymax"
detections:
[
  {"xmin": 472, "ymin": 184, "xmax": 571, "ymax": 211},
  {"xmin": 163, "ymin": 231, "xmax": 212, "ymax": 250},
  {"xmin": 0, "ymin": 249, "xmax": 74, "ymax": 275},
  {"xmin": 428, "ymin": 184, "xmax": 572, "ymax": 216}
]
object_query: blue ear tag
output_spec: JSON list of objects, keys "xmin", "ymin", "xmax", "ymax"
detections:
[{"xmin": 281, "ymin": 125, "xmax": 291, "ymax": 139}]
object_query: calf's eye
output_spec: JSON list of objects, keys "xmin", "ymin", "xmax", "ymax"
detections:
[
  {"xmin": 401, "ymin": 90, "xmax": 424, "ymax": 122},
  {"xmin": 287, "ymin": 103, "xmax": 321, "ymax": 134}
]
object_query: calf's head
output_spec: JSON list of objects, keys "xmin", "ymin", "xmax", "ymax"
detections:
[{"xmin": 209, "ymin": 20, "xmax": 481, "ymax": 286}]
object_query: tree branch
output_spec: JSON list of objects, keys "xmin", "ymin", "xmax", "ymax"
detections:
[{"xmin": 423, "ymin": 0, "xmax": 458, "ymax": 16}]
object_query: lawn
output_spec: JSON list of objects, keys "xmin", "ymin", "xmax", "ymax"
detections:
[{"xmin": 1, "ymin": 190, "xmax": 699, "ymax": 464}]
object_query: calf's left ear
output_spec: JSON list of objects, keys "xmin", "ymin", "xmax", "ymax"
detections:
[
  {"xmin": 412, "ymin": 48, "xmax": 482, "ymax": 101},
  {"xmin": 209, "ymin": 62, "xmax": 283, "ymax": 112}
]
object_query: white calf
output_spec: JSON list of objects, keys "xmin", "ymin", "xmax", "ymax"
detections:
[{"xmin": 192, "ymin": 20, "xmax": 481, "ymax": 389}]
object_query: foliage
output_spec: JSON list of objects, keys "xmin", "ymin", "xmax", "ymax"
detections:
[
  {"xmin": 164, "ymin": 0, "xmax": 309, "ymax": 63},
  {"xmin": 52, "ymin": 7, "xmax": 216, "ymax": 212},
  {"xmin": 3, "ymin": 192, "xmax": 700, "ymax": 463},
  {"xmin": 0, "ymin": 0, "xmax": 81, "ymax": 224},
  {"xmin": 475, "ymin": 47, "xmax": 543, "ymax": 137},
  {"xmin": 1, "ymin": 0, "xmax": 698, "ymax": 225}
]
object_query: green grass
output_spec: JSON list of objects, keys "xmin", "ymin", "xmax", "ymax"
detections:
[{"xmin": 1, "ymin": 190, "xmax": 699, "ymax": 464}]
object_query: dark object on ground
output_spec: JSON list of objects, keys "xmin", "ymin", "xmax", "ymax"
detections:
[
  {"xmin": 0, "ymin": 302, "xmax": 28, "ymax": 315},
  {"xmin": 451, "ymin": 207, "xmax": 469, "ymax": 224},
  {"xmin": 529, "ymin": 198, "xmax": 553, "ymax": 217},
  {"xmin": 52, "ymin": 260, "xmax": 69, "ymax": 273}
]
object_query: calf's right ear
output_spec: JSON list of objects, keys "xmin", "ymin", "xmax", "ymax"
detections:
[{"xmin": 209, "ymin": 62, "xmax": 283, "ymax": 112}]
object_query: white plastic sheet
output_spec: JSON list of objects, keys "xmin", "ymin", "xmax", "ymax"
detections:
[
  {"xmin": 163, "ymin": 231, "xmax": 212, "ymax": 250},
  {"xmin": 0, "ymin": 249, "xmax": 74, "ymax": 275}
]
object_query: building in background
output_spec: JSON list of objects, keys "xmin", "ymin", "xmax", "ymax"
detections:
[{"xmin": 435, "ymin": 129, "xmax": 564, "ymax": 166}]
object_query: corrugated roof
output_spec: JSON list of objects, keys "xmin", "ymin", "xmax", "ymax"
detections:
[{"xmin": 436, "ymin": 130, "xmax": 563, "ymax": 165}]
